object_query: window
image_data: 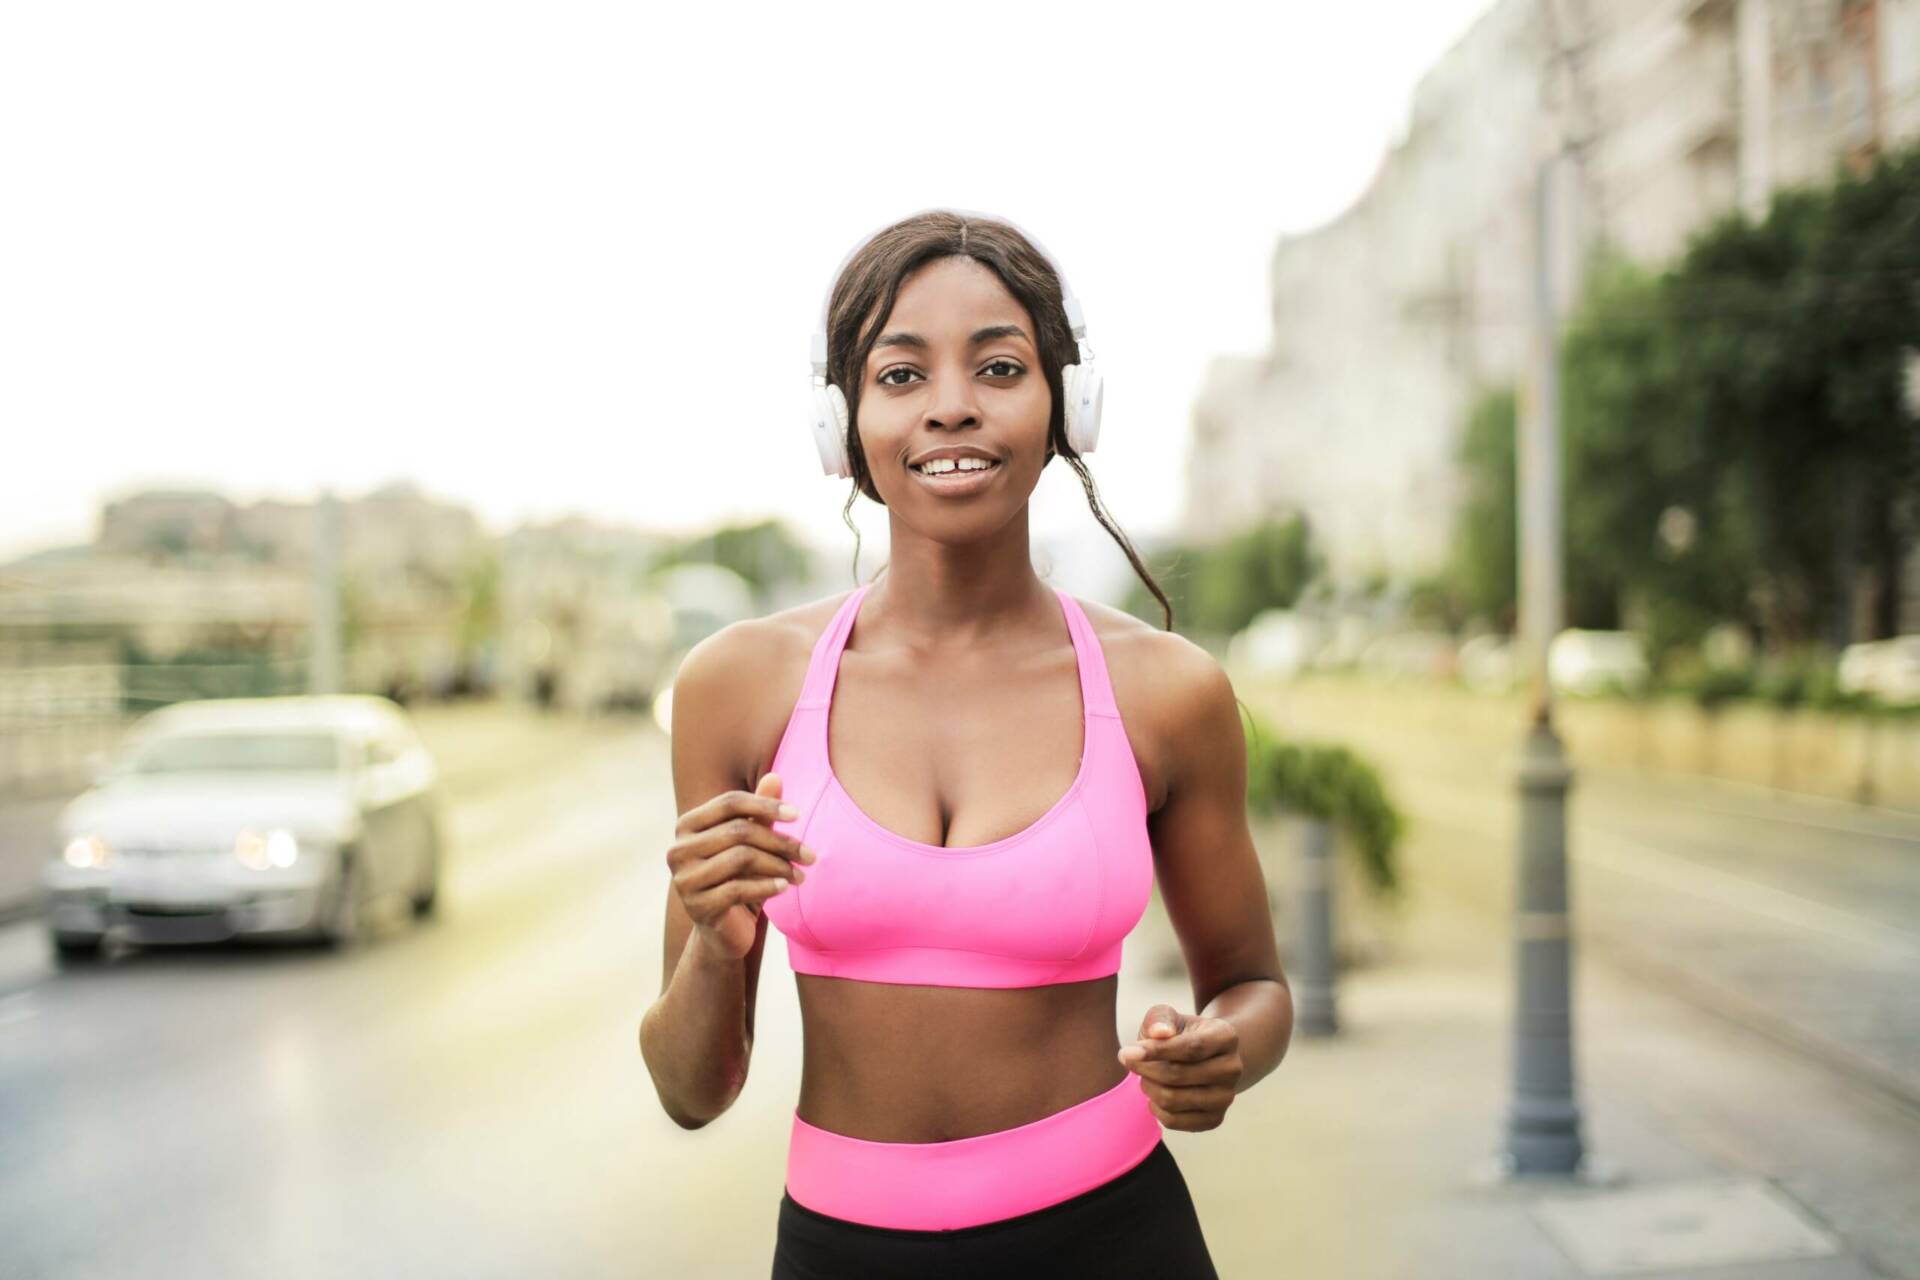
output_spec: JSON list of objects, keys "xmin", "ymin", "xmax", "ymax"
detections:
[{"xmin": 124, "ymin": 731, "xmax": 342, "ymax": 775}]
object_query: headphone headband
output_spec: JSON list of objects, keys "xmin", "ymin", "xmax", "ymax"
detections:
[{"xmin": 810, "ymin": 206, "xmax": 1089, "ymax": 376}]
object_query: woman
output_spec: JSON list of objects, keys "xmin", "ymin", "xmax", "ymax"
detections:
[{"xmin": 640, "ymin": 209, "xmax": 1292, "ymax": 1278}]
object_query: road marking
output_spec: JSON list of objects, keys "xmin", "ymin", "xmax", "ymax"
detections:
[
  {"xmin": 1576, "ymin": 829, "xmax": 1920, "ymax": 965},
  {"xmin": 1394, "ymin": 771, "xmax": 1920, "ymax": 964},
  {"xmin": 0, "ymin": 991, "xmax": 38, "ymax": 1029},
  {"xmin": 1585, "ymin": 768, "xmax": 1920, "ymax": 846}
]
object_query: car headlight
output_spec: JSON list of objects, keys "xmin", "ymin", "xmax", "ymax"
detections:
[
  {"xmin": 235, "ymin": 828, "xmax": 300, "ymax": 870},
  {"xmin": 63, "ymin": 835, "xmax": 113, "ymax": 869}
]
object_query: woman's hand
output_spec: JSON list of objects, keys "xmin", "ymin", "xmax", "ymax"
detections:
[
  {"xmin": 1117, "ymin": 1003, "xmax": 1244, "ymax": 1132},
  {"xmin": 667, "ymin": 772, "xmax": 816, "ymax": 960}
]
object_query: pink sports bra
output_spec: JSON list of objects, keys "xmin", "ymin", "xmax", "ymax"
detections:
[{"xmin": 761, "ymin": 581, "xmax": 1154, "ymax": 988}]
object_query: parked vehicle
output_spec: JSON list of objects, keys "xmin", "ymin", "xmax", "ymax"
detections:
[
  {"xmin": 1838, "ymin": 635, "xmax": 1920, "ymax": 706},
  {"xmin": 42, "ymin": 695, "xmax": 444, "ymax": 963},
  {"xmin": 1547, "ymin": 629, "xmax": 1649, "ymax": 696},
  {"xmin": 1230, "ymin": 609, "xmax": 1325, "ymax": 678}
]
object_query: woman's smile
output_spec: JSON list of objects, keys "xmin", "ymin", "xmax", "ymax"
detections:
[{"xmin": 907, "ymin": 455, "xmax": 1003, "ymax": 495}]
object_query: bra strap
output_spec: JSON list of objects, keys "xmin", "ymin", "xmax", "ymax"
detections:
[
  {"xmin": 796, "ymin": 582, "xmax": 872, "ymax": 708},
  {"xmin": 1054, "ymin": 588, "xmax": 1121, "ymax": 719}
]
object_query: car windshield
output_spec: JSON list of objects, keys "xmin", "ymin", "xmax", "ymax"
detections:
[{"xmin": 122, "ymin": 731, "xmax": 343, "ymax": 776}]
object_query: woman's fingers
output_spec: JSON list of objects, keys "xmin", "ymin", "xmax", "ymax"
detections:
[
  {"xmin": 1143, "ymin": 1095, "xmax": 1228, "ymax": 1132},
  {"xmin": 1139, "ymin": 1081, "xmax": 1236, "ymax": 1114},
  {"xmin": 685, "ymin": 813, "xmax": 814, "ymax": 870},
  {"xmin": 691, "ymin": 876, "xmax": 792, "ymax": 919},
  {"xmin": 669, "ymin": 785, "xmax": 818, "ymax": 952},
  {"xmin": 1121, "ymin": 1057, "xmax": 1222, "ymax": 1086},
  {"xmin": 676, "ymin": 842, "xmax": 807, "ymax": 894},
  {"xmin": 678, "ymin": 787, "xmax": 798, "ymax": 837}
]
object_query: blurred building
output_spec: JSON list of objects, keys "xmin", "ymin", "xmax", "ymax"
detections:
[
  {"xmin": 1187, "ymin": 0, "xmax": 1920, "ymax": 592},
  {"xmin": 9, "ymin": 481, "xmax": 493, "ymax": 712},
  {"xmin": 17, "ymin": 483, "xmax": 821, "ymax": 718},
  {"xmin": 102, "ymin": 479, "xmax": 484, "ymax": 583},
  {"xmin": 96, "ymin": 489, "xmax": 232, "ymax": 559},
  {"xmin": 495, "ymin": 517, "xmax": 679, "ymax": 712}
]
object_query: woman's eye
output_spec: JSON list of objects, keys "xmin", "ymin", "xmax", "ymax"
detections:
[
  {"xmin": 877, "ymin": 367, "xmax": 920, "ymax": 387},
  {"xmin": 983, "ymin": 360, "xmax": 1024, "ymax": 378}
]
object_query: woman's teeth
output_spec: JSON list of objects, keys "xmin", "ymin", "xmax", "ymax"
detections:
[{"xmin": 911, "ymin": 458, "xmax": 999, "ymax": 475}]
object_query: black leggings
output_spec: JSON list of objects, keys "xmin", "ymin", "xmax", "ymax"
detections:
[{"xmin": 770, "ymin": 1139, "xmax": 1220, "ymax": 1279}]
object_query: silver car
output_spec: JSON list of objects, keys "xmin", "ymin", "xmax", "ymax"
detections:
[{"xmin": 42, "ymin": 695, "xmax": 445, "ymax": 962}]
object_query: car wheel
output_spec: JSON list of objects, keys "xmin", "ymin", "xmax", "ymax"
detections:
[
  {"xmin": 52, "ymin": 932, "xmax": 105, "ymax": 965},
  {"xmin": 410, "ymin": 827, "xmax": 441, "ymax": 921},
  {"xmin": 319, "ymin": 852, "xmax": 368, "ymax": 950}
]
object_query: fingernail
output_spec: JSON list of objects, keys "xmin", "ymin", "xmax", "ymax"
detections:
[
  {"xmin": 800, "ymin": 845, "xmax": 817, "ymax": 862},
  {"xmin": 1152, "ymin": 1022, "xmax": 1171, "ymax": 1034},
  {"xmin": 793, "ymin": 868, "xmax": 806, "ymax": 883},
  {"xmin": 779, "ymin": 804, "xmax": 799, "ymax": 820}
]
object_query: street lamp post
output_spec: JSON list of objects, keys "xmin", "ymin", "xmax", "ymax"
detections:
[
  {"xmin": 1487, "ymin": 142, "xmax": 1617, "ymax": 1188},
  {"xmin": 308, "ymin": 489, "xmax": 343, "ymax": 696}
]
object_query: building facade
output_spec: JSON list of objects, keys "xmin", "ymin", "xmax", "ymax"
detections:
[{"xmin": 1185, "ymin": 0, "xmax": 1920, "ymax": 604}]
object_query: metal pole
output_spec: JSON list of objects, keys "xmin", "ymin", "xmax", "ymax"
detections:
[
  {"xmin": 1493, "ymin": 150, "xmax": 1609, "ymax": 1184},
  {"xmin": 1292, "ymin": 817, "xmax": 1338, "ymax": 1036},
  {"xmin": 309, "ymin": 489, "xmax": 342, "ymax": 696}
]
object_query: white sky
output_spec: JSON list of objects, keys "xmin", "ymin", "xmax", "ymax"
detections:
[{"xmin": 1, "ymin": 0, "xmax": 1496, "ymax": 564}]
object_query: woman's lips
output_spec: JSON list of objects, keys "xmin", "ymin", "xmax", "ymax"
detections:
[{"xmin": 907, "ymin": 460, "xmax": 1001, "ymax": 496}]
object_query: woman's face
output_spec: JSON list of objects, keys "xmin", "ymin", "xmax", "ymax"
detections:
[{"xmin": 856, "ymin": 254, "xmax": 1052, "ymax": 520}]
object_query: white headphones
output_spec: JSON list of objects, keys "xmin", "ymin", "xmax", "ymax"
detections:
[{"xmin": 807, "ymin": 206, "xmax": 1104, "ymax": 479}]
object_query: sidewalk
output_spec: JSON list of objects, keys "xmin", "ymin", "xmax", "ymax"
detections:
[{"xmin": 1114, "ymin": 843, "xmax": 1920, "ymax": 1278}]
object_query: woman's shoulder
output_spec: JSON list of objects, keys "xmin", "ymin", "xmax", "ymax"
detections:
[
  {"xmin": 1069, "ymin": 593, "xmax": 1209, "ymax": 684},
  {"xmin": 1068, "ymin": 595, "xmax": 1228, "ymax": 812},
  {"xmin": 748, "ymin": 587, "xmax": 861, "ymax": 662},
  {"xmin": 673, "ymin": 589, "xmax": 860, "ymax": 786},
  {"xmin": 691, "ymin": 589, "xmax": 856, "ymax": 666}
]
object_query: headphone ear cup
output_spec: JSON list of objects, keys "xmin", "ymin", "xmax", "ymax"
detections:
[
  {"xmin": 1073, "ymin": 364, "xmax": 1102, "ymax": 454},
  {"xmin": 1061, "ymin": 362, "xmax": 1102, "ymax": 455},
  {"xmin": 809, "ymin": 382, "xmax": 852, "ymax": 478},
  {"xmin": 1060, "ymin": 363, "xmax": 1083, "ymax": 446}
]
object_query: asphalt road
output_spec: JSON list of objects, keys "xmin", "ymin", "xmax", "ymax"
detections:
[{"xmin": 0, "ymin": 703, "xmax": 757, "ymax": 1280}]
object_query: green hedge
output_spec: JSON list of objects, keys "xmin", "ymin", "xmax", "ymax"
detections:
[{"xmin": 1243, "ymin": 714, "xmax": 1404, "ymax": 899}]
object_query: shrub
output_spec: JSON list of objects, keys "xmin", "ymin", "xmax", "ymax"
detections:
[{"xmin": 1244, "ymin": 716, "xmax": 1405, "ymax": 899}]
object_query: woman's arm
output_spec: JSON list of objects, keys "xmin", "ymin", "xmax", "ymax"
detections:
[
  {"xmin": 639, "ymin": 623, "xmax": 777, "ymax": 1129},
  {"xmin": 1136, "ymin": 640, "xmax": 1293, "ymax": 1095}
]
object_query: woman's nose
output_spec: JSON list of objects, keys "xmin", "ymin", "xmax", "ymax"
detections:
[{"xmin": 924, "ymin": 369, "xmax": 981, "ymax": 429}]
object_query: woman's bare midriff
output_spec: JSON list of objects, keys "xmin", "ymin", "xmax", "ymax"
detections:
[{"xmin": 793, "ymin": 972, "xmax": 1130, "ymax": 1142}]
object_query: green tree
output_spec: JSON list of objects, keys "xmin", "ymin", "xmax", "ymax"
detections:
[
  {"xmin": 668, "ymin": 519, "xmax": 813, "ymax": 601},
  {"xmin": 1657, "ymin": 147, "xmax": 1918, "ymax": 647},
  {"xmin": 1446, "ymin": 385, "xmax": 1519, "ymax": 630},
  {"xmin": 1558, "ymin": 254, "xmax": 1759, "ymax": 663},
  {"xmin": 1544, "ymin": 142, "xmax": 1920, "ymax": 661},
  {"xmin": 1126, "ymin": 514, "xmax": 1324, "ymax": 638}
]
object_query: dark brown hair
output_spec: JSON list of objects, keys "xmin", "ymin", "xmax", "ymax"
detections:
[{"xmin": 824, "ymin": 210, "xmax": 1174, "ymax": 631}]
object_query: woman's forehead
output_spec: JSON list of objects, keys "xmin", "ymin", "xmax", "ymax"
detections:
[{"xmin": 876, "ymin": 257, "xmax": 1033, "ymax": 339}]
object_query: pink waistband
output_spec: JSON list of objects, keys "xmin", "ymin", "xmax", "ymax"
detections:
[{"xmin": 784, "ymin": 1072, "xmax": 1162, "ymax": 1231}]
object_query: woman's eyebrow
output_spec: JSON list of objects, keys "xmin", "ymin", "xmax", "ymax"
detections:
[{"xmin": 872, "ymin": 324, "xmax": 1032, "ymax": 351}]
